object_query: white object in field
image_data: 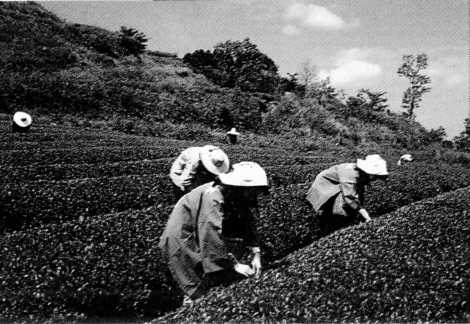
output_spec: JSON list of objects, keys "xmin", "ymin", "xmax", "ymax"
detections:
[
  {"xmin": 219, "ymin": 161, "xmax": 268, "ymax": 187},
  {"xmin": 13, "ymin": 111, "xmax": 32, "ymax": 128},
  {"xmin": 356, "ymin": 154, "xmax": 389, "ymax": 176}
]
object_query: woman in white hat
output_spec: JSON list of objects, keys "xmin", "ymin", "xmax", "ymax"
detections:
[
  {"xmin": 159, "ymin": 162, "xmax": 268, "ymax": 303},
  {"xmin": 306, "ymin": 154, "xmax": 389, "ymax": 234},
  {"xmin": 226, "ymin": 127, "xmax": 240, "ymax": 145},
  {"xmin": 397, "ymin": 153, "xmax": 414, "ymax": 166},
  {"xmin": 169, "ymin": 145, "xmax": 230, "ymax": 193},
  {"xmin": 12, "ymin": 111, "xmax": 32, "ymax": 133}
]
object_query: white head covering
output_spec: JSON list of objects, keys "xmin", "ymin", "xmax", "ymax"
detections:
[
  {"xmin": 227, "ymin": 128, "xmax": 240, "ymax": 136},
  {"xmin": 397, "ymin": 154, "xmax": 414, "ymax": 165},
  {"xmin": 13, "ymin": 111, "xmax": 32, "ymax": 128},
  {"xmin": 199, "ymin": 145, "xmax": 230, "ymax": 175},
  {"xmin": 357, "ymin": 154, "xmax": 389, "ymax": 176},
  {"xmin": 219, "ymin": 161, "xmax": 268, "ymax": 187}
]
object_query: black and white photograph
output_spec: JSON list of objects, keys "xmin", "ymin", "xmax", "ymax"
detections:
[{"xmin": 0, "ymin": 0, "xmax": 469, "ymax": 322}]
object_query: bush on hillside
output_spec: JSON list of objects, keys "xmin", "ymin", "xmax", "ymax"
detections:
[{"xmin": 118, "ymin": 26, "xmax": 148, "ymax": 58}]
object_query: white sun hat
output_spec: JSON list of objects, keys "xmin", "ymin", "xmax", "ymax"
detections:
[
  {"xmin": 13, "ymin": 111, "xmax": 32, "ymax": 128},
  {"xmin": 397, "ymin": 153, "xmax": 414, "ymax": 165},
  {"xmin": 200, "ymin": 145, "xmax": 230, "ymax": 175},
  {"xmin": 227, "ymin": 128, "xmax": 240, "ymax": 136},
  {"xmin": 219, "ymin": 161, "xmax": 268, "ymax": 187},
  {"xmin": 357, "ymin": 154, "xmax": 389, "ymax": 176}
]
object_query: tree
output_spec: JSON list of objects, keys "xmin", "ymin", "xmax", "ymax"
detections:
[
  {"xmin": 397, "ymin": 53, "xmax": 431, "ymax": 119},
  {"xmin": 212, "ymin": 38, "xmax": 280, "ymax": 93},
  {"xmin": 279, "ymin": 73, "xmax": 305, "ymax": 96},
  {"xmin": 184, "ymin": 38, "xmax": 280, "ymax": 94},
  {"xmin": 118, "ymin": 26, "xmax": 148, "ymax": 58},
  {"xmin": 454, "ymin": 117, "xmax": 470, "ymax": 151},
  {"xmin": 299, "ymin": 59, "xmax": 317, "ymax": 92}
]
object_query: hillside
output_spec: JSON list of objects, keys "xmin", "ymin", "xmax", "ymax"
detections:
[
  {"xmin": 1, "ymin": 117, "xmax": 469, "ymax": 322},
  {"xmin": 0, "ymin": 2, "xmax": 445, "ymax": 149}
]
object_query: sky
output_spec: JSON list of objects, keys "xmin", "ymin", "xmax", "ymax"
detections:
[{"xmin": 41, "ymin": 0, "xmax": 469, "ymax": 137}]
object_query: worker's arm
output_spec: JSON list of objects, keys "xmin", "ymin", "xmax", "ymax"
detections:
[
  {"xmin": 170, "ymin": 149, "xmax": 199, "ymax": 190},
  {"xmin": 339, "ymin": 181, "xmax": 371, "ymax": 222},
  {"xmin": 243, "ymin": 205, "xmax": 262, "ymax": 278},
  {"xmin": 197, "ymin": 197, "xmax": 233, "ymax": 274}
]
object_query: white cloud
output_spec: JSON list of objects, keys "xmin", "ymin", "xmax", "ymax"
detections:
[
  {"xmin": 428, "ymin": 55, "xmax": 468, "ymax": 89},
  {"xmin": 326, "ymin": 60, "xmax": 382, "ymax": 86},
  {"xmin": 318, "ymin": 48, "xmax": 383, "ymax": 86},
  {"xmin": 284, "ymin": 2, "xmax": 350, "ymax": 30},
  {"xmin": 282, "ymin": 24, "xmax": 301, "ymax": 36}
]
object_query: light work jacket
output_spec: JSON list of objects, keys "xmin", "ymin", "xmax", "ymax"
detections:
[
  {"xmin": 306, "ymin": 163, "xmax": 368, "ymax": 215},
  {"xmin": 158, "ymin": 182, "xmax": 259, "ymax": 297},
  {"xmin": 169, "ymin": 147, "xmax": 209, "ymax": 191}
]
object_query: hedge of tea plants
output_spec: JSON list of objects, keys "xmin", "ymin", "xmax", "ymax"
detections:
[
  {"xmin": 1, "ymin": 181, "xmax": 470, "ymax": 321},
  {"xmin": 157, "ymin": 186, "xmax": 470, "ymax": 323},
  {"xmin": 0, "ymin": 205, "xmax": 180, "ymax": 321}
]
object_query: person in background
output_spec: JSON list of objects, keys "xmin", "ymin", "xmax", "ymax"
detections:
[
  {"xmin": 306, "ymin": 154, "xmax": 389, "ymax": 235},
  {"xmin": 397, "ymin": 153, "xmax": 414, "ymax": 166},
  {"xmin": 169, "ymin": 145, "xmax": 230, "ymax": 193},
  {"xmin": 159, "ymin": 162, "xmax": 268, "ymax": 304},
  {"xmin": 12, "ymin": 111, "xmax": 32, "ymax": 133},
  {"xmin": 226, "ymin": 127, "xmax": 240, "ymax": 145}
]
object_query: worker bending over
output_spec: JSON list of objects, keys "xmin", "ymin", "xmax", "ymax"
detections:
[
  {"xmin": 159, "ymin": 162, "xmax": 268, "ymax": 303},
  {"xmin": 169, "ymin": 145, "xmax": 230, "ymax": 193},
  {"xmin": 306, "ymin": 154, "xmax": 389, "ymax": 234}
]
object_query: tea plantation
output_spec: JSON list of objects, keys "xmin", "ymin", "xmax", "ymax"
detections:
[{"xmin": 1, "ymin": 119, "xmax": 469, "ymax": 322}]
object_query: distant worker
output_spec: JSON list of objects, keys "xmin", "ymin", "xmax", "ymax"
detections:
[
  {"xmin": 170, "ymin": 145, "xmax": 230, "ymax": 193},
  {"xmin": 226, "ymin": 127, "xmax": 240, "ymax": 145},
  {"xmin": 306, "ymin": 154, "xmax": 389, "ymax": 234},
  {"xmin": 397, "ymin": 153, "xmax": 414, "ymax": 166},
  {"xmin": 12, "ymin": 111, "xmax": 32, "ymax": 133},
  {"xmin": 159, "ymin": 162, "xmax": 268, "ymax": 304}
]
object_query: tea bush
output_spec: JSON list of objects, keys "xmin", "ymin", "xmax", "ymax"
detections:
[{"xmin": 158, "ymin": 187, "xmax": 470, "ymax": 322}]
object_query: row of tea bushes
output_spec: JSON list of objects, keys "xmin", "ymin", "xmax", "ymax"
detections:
[
  {"xmin": 2, "ymin": 161, "xmax": 470, "ymax": 233},
  {"xmin": 158, "ymin": 186, "xmax": 470, "ymax": 323},
  {"xmin": 1, "ymin": 176, "xmax": 469, "ymax": 321}
]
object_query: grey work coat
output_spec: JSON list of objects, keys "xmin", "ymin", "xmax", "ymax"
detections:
[
  {"xmin": 159, "ymin": 182, "xmax": 259, "ymax": 298},
  {"xmin": 306, "ymin": 163, "xmax": 368, "ymax": 216}
]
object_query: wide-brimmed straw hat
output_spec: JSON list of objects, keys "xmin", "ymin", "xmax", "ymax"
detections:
[
  {"xmin": 227, "ymin": 128, "xmax": 240, "ymax": 136},
  {"xmin": 219, "ymin": 161, "xmax": 268, "ymax": 187},
  {"xmin": 397, "ymin": 153, "xmax": 414, "ymax": 166},
  {"xmin": 13, "ymin": 111, "xmax": 32, "ymax": 128},
  {"xmin": 400, "ymin": 154, "xmax": 413, "ymax": 162},
  {"xmin": 200, "ymin": 145, "xmax": 230, "ymax": 175},
  {"xmin": 357, "ymin": 154, "xmax": 389, "ymax": 176}
]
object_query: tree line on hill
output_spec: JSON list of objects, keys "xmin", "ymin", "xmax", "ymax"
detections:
[{"xmin": 1, "ymin": 1, "xmax": 467, "ymax": 151}]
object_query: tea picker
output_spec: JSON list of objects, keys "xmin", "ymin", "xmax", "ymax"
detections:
[
  {"xmin": 159, "ymin": 162, "xmax": 268, "ymax": 304},
  {"xmin": 169, "ymin": 145, "xmax": 230, "ymax": 193},
  {"xmin": 397, "ymin": 153, "xmax": 414, "ymax": 166},
  {"xmin": 226, "ymin": 127, "xmax": 240, "ymax": 145},
  {"xmin": 12, "ymin": 111, "xmax": 32, "ymax": 133},
  {"xmin": 306, "ymin": 154, "xmax": 389, "ymax": 235}
]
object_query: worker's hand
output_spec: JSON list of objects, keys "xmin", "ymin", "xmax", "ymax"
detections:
[
  {"xmin": 181, "ymin": 178, "xmax": 192, "ymax": 187},
  {"xmin": 358, "ymin": 208, "xmax": 371, "ymax": 222},
  {"xmin": 234, "ymin": 263, "xmax": 255, "ymax": 277},
  {"xmin": 251, "ymin": 253, "xmax": 262, "ymax": 279}
]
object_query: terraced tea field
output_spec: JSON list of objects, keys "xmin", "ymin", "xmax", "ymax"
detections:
[{"xmin": 1, "ymin": 119, "xmax": 469, "ymax": 322}]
